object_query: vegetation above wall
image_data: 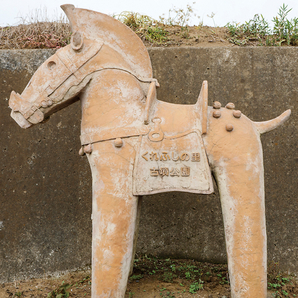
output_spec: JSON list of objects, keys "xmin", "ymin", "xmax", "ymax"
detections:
[{"xmin": 0, "ymin": 3, "xmax": 297, "ymax": 49}]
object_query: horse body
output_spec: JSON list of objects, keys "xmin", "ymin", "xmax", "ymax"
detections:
[{"xmin": 8, "ymin": 4, "xmax": 291, "ymax": 298}]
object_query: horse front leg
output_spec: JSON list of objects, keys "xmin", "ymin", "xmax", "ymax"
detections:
[{"xmin": 87, "ymin": 137, "xmax": 139, "ymax": 298}]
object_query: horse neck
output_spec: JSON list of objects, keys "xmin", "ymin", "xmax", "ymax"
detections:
[{"xmin": 79, "ymin": 69, "xmax": 147, "ymax": 145}]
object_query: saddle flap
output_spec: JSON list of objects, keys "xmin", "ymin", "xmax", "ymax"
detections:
[{"xmin": 133, "ymin": 131, "xmax": 214, "ymax": 195}]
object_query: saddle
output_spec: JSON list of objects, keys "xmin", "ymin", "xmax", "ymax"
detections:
[{"xmin": 133, "ymin": 81, "xmax": 214, "ymax": 195}]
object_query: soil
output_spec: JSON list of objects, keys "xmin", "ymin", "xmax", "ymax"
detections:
[
  {"xmin": 0, "ymin": 257, "xmax": 297, "ymax": 298},
  {"xmin": 3, "ymin": 21, "xmax": 295, "ymax": 50},
  {"xmin": 0, "ymin": 23, "xmax": 235, "ymax": 50},
  {"xmin": 0, "ymin": 270, "xmax": 230, "ymax": 298},
  {"xmin": 0, "ymin": 269, "xmax": 233, "ymax": 298},
  {"xmin": 140, "ymin": 25, "xmax": 234, "ymax": 48}
]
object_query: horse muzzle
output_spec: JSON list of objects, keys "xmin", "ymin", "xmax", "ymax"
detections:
[
  {"xmin": 9, "ymin": 91, "xmax": 45, "ymax": 128},
  {"xmin": 10, "ymin": 110, "xmax": 32, "ymax": 129}
]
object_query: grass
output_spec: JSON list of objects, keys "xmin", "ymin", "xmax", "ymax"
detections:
[
  {"xmin": 131, "ymin": 255, "xmax": 228, "ymax": 294},
  {"xmin": 0, "ymin": 8, "xmax": 71, "ymax": 49},
  {"xmin": 47, "ymin": 276, "xmax": 91, "ymax": 298},
  {"xmin": 267, "ymin": 262, "xmax": 294, "ymax": 297},
  {"xmin": 0, "ymin": 22, "xmax": 71, "ymax": 49},
  {"xmin": 47, "ymin": 280, "xmax": 72, "ymax": 298},
  {"xmin": 226, "ymin": 3, "xmax": 298, "ymax": 46},
  {"xmin": 7, "ymin": 257, "xmax": 295, "ymax": 297},
  {"xmin": 127, "ymin": 255, "xmax": 296, "ymax": 297},
  {"xmin": 1, "ymin": 4, "xmax": 298, "ymax": 48},
  {"xmin": 115, "ymin": 11, "xmax": 169, "ymax": 44}
]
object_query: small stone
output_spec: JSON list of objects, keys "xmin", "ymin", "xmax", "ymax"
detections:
[
  {"xmin": 226, "ymin": 102, "xmax": 235, "ymax": 109},
  {"xmin": 213, "ymin": 110, "xmax": 221, "ymax": 118},
  {"xmin": 226, "ymin": 124, "xmax": 234, "ymax": 132},
  {"xmin": 233, "ymin": 110, "xmax": 242, "ymax": 118},
  {"xmin": 47, "ymin": 99, "xmax": 53, "ymax": 106},
  {"xmin": 213, "ymin": 101, "xmax": 221, "ymax": 109},
  {"xmin": 114, "ymin": 138, "xmax": 123, "ymax": 148}
]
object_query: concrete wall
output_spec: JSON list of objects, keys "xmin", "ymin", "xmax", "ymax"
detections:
[{"xmin": 0, "ymin": 47, "xmax": 297, "ymax": 282}]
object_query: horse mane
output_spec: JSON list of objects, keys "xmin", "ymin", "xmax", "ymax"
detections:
[{"xmin": 61, "ymin": 4, "xmax": 153, "ymax": 80}]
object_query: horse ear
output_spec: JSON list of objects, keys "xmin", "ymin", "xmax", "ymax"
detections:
[
  {"xmin": 71, "ymin": 31, "xmax": 84, "ymax": 51},
  {"xmin": 61, "ymin": 4, "xmax": 76, "ymax": 31}
]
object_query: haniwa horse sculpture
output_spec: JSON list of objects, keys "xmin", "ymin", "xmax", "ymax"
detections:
[{"xmin": 9, "ymin": 5, "xmax": 291, "ymax": 298}]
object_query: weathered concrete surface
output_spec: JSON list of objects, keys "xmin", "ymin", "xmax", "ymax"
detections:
[
  {"xmin": 0, "ymin": 50, "xmax": 92, "ymax": 282},
  {"xmin": 0, "ymin": 47, "xmax": 296, "ymax": 282}
]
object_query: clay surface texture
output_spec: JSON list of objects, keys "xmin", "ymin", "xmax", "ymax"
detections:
[{"xmin": 8, "ymin": 4, "xmax": 291, "ymax": 298}]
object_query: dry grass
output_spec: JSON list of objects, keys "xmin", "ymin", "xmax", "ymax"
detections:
[
  {"xmin": 0, "ymin": 22, "xmax": 71, "ymax": 49},
  {"xmin": 2, "ymin": 4, "xmax": 298, "ymax": 49},
  {"xmin": 0, "ymin": 4, "xmax": 203, "ymax": 49},
  {"xmin": 0, "ymin": 8, "xmax": 71, "ymax": 49}
]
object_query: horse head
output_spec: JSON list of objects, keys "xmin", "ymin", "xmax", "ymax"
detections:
[
  {"xmin": 9, "ymin": 36, "xmax": 100, "ymax": 127},
  {"xmin": 9, "ymin": 4, "xmax": 153, "ymax": 129}
]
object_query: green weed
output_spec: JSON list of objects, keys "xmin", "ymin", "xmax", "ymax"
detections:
[
  {"xmin": 129, "ymin": 274, "xmax": 144, "ymax": 281},
  {"xmin": 159, "ymin": 289, "xmax": 175, "ymax": 298},
  {"xmin": 116, "ymin": 2, "xmax": 200, "ymax": 43},
  {"xmin": 282, "ymin": 289, "xmax": 289, "ymax": 296},
  {"xmin": 47, "ymin": 281, "xmax": 71, "ymax": 298},
  {"xmin": 267, "ymin": 262, "xmax": 293, "ymax": 297},
  {"xmin": 146, "ymin": 26, "xmax": 168, "ymax": 43},
  {"xmin": 114, "ymin": 11, "xmax": 168, "ymax": 44},
  {"xmin": 189, "ymin": 280, "xmax": 204, "ymax": 293},
  {"xmin": 161, "ymin": 272, "xmax": 177, "ymax": 283},
  {"xmin": 226, "ymin": 14, "xmax": 270, "ymax": 45},
  {"xmin": 130, "ymin": 256, "xmax": 294, "ymax": 297},
  {"xmin": 272, "ymin": 3, "xmax": 298, "ymax": 45},
  {"xmin": 226, "ymin": 3, "xmax": 298, "ymax": 46},
  {"xmin": 185, "ymin": 271, "xmax": 192, "ymax": 279}
]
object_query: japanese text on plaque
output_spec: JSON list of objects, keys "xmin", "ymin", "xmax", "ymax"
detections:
[{"xmin": 141, "ymin": 151, "xmax": 201, "ymax": 178}]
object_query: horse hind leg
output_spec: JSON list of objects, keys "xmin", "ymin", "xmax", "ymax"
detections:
[
  {"xmin": 87, "ymin": 137, "xmax": 139, "ymax": 298},
  {"xmin": 205, "ymin": 111, "xmax": 267, "ymax": 297}
]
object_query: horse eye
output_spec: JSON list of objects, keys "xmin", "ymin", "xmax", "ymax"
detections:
[{"xmin": 47, "ymin": 61, "xmax": 56, "ymax": 70}]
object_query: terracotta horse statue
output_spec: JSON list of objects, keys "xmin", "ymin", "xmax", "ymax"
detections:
[{"xmin": 8, "ymin": 4, "xmax": 291, "ymax": 298}]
